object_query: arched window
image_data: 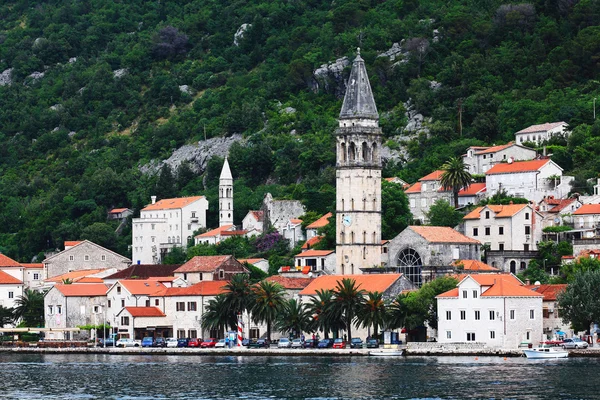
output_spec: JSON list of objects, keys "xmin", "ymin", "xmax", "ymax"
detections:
[
  {"xmin": 372, "ymin": 143, "xmax": 378, "ymax": 162},
  {"xmin": 340, "ymin": 232, "xmax": 345, "ymax": 244},
  {"xmin": 372, "ymin": 198, "xmax": 376, "ymax": 210},
  {"xmin": 362, "ymin": 142, "xmax": 369, "ymax": 161},
  {"xmin": 510, "ymin": 260, "xmax": 516, "ymax": 274},
  {"xmin": 372, "ymin": 232, "xmax": 376, "ymax": 243},
  {"xmin": 349, "ymin": 142, "xmax": 356, "ymax": 161},
  {"xmin": 363, "ymin": 198, "xmax": 367, "ymax": 210},
  {"xmin": 168, "ymin": 237, "xmax": 172, "ymax": 243},
  {"xmin": 396, "ymin": 248, "xmax": 423, "ymax": 286},
  {"xmin": 341, "ymin": 199, "xmax": 345, "ymax": 211},
  {"xmin": 363, "ymin": 231, "xmax": 367, "ymax": 243},
  {"xmin": 340, "ymin": 142, "xmax": 347, "ymax": 162},
  {"xmin": 363, "ymin": 246, "xmax": 367, "ymax": 259},
  {"xmin": 351, "ymin": 199, "xmax": 355, "ymax": 210},
  {"xmin": 177, "ymin": 236, "xmax": 180, "ymax": 243},
  {"xmin": 520, "ymin": 261, "xmax": 527, "ymax": 270},
  {"xmin": 350, "ymin": 231, "xmax": 355, "ymax": 243},
  {"xmin": 220, "ymin": 188, "xmax": 223, "ymax": 197}
]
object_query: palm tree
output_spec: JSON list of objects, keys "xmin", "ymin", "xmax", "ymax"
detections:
[
  {"xmin": 0, "ymin": 306, "xmax": 13, "ymax": 328},
  {"xmin": 201, "ymin": 294, "xmax": 236, "ymax": 337},
  {"xmin": 250, "ymin": 280, "xmax": 285, "ymax": 341},
  {"xmin": 332, "ymin": 278, "xmax": 365, "ymax": 341},
  {"xmin": 357, "ymin": 291, "xmax": 386, "ymax": 339},
  {"xmin": 440, "ymin": 157, "xmax": 472, "ymax": 208},
  {"xmin": 306, "ymin": 289, "xmax": 337, "ymax": 339},
  {"xmin": 386, "ymin": 293, "xmax": 409, "ymax": 332},
  {"xmin": 275, "ymin": 298, "xmax": 311, "ymax": 338},
  {"xmin": 13, "ymin": 289, "xmax": 44, "ymax": 327},
  {"xmin": 222, "ymin": 273, "xmax": 253, "ymax": 325}
]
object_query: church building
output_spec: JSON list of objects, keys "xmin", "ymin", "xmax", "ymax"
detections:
[{"xmin": 336, "ymin": 49, "xmax": 382, "ymax": 275}]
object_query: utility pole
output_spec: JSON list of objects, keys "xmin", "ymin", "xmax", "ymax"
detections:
[
  {"xmin": 594, "ymin": 97, "xmax": 596, "ymax": 120},
  {"xmin": 457, "ymin": 99, "xmax": 463, "ymax": 136}
]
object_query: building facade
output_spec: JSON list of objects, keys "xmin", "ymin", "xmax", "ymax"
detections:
[
  {"xmin": 462, "ymin": 142, "xmax": 537, "ymax": 175},
  {"xmin": 515, "ymin": 122, "xmax": 569, "ymax": 146},
  {"xmin": 219, "ymin": 158, "xmax": 234, "ymax": 227}
]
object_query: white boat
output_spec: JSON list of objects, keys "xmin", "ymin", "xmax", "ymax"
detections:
[
  {"xmin": 369, "ymin": 349, "xmax": 404, "ymax": 357},
  {"xmin": 523, "ymin": 347, "xmax": 568, "ymax": 359}
]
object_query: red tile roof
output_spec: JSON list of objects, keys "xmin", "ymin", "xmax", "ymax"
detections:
[
  {"xmin": 265, "ymin": 276, "xmax": 313, "ymax": 289},
  {"xmin": 104, "ymin": 264, "xmax": 181, "ymax": 280},
  {"xmin": 142, "ymin": 196, "xmax": 205, "ymax": 211},
  {"xmin": 458, "ymin": 183, "xmax": 486, "ymax": 196},
  {"xmin": 118, "ymin": 280, "xmax": 167, "ymax": 295},
  {"xmin": 547, "ymin": 198, "xmax": 577, "ymax": 213},
  {"xmin": 439, "ymin": 274, "xmax": 541, "ymax": 298},
  {"xmin": 238, "ymin": 258, "xmax": 267, "ymax": 265},
  {"xmin": 453, "ymin": 260, "xmax": 499, "ymax": 272},
  {"xmin": 46, "ymin": 269, "xmax": 107, "ymax": 283},
  {"xmin": 124, "ymin": 307, "xmax": 166, "ymax": 317},
  {"xmin": 481, "ymin": 278, "xmax": 542, "ymax": 297},
  {"xmin": 474, "ymin": 142, "xmax": 514, "ymax": 155},
  {"xmin": 249, "ymin": 210, "xmax": 264, "ymax": 222},
  {"xmin": 221, "ymin": 230, "xmax": 248, "ymax": 237},
  {"xmin": 404, "ymin": 182, "xmax": 422, "ymax": 194},
  {"xmin": 295, "ymin": 249, "xmax": 334, "ymax": 257},
  {"xmin": 20, "ymin": 263, "xmax": 43, "ymax": 269},
  {"xmin": 573, "ymin": 204, "xmax": 600, "ymax": 215},
  {"xmin": 54, "ymin": 283, "xmax": 109, "ymax": 297},
  {"xmin": 306, "ymin": 213, "xmax": 332, "ymax": 229},
  {"xmin": 419, "ymin": 170, "xmax": 444, "ymax": 181},
  {"xmin": 289, "ymin": 218, "xmax": 303, "ymax": 225},
  {"xmin": 64, "ymin": 241, "xmax": 82, "ymax": 247},
  {"xmin": 525, "ymin": 284, "xmax": 567, "ymax": 301},
  {"xmin": 302, "ymin": 236, "xmax": 323, "ymax": 250},
  {"xmin": 463, "ymin": 204, "xmax": 529, "ymax": 220},
  {"xmin": 174, "ymin": 255, "xmax": 232, "ymax": 273},
  {"xmin": 299, "ymin": 274, "xmax": 403, "ymax": 296},
  {"xmin": 196, "ymin": 225, "xmax": 234, "ymax": 238},
  {"xmin": 516, "ymin": 122, "xmax": 566, "ymax": 134},
  {"xmin": 0, "ymin": 270, "xmax": 23, "ymax": 284},
  {"xmin": 0, "ymin": 254, "xmax": 21, "ymax": 267},
  {"xmin": 109, "ymin": 208, "xmax": 130, "ymax": 213},
  {"xmin": 485, "ymin": 159, "xmax": 550, "ymax": 175},
  {"xmin": 76, "ymin": 277, "xmax": 106, "ymax": 283},
  {"xmin": 409, "ymin": 226, "xmax": 480, "ymax": 244},
  {"xmin": 156, "ymin": 281, "xmax": 228, "ymax": 297},
  {"xmin": 437, "ymin": 288, "xmax": 459, "ymax": 298}
]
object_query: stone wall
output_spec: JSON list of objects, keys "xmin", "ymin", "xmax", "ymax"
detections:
[{"xmin": 44, "ymin": 241, "xmax": 131, "ymax": 279}]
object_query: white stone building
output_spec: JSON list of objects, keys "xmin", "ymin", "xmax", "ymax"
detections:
[
  {"xmin": 194, "ymin": 225, "xmax": 236, "ymax": 246},
  {"xmin": 132, "ymin": 196, "xmax": 209, "ymax": 264},
  {"xmin": 485, "ymin": 159, "xmax": 573, "ymax": 202},
  {"xmin": 0, "ymin": 254, "xmax": 43, "ymax": 291},
  {"xmin": 462, "ymin": 142, "xmax": 537, "ymax": 175},
  {"xmin": 219, "ymin": 158, "xmax": 234, "ymax": 227},
  {"xmin": 282, "ymin": 218, "xmax": 305, "ymax": 248},
  {"xmin": 242, "ymin": 210, "xmax": 264, "ymax": 233},
  {"xmin": 515, "ymin": 121, "xmax": 569, "ymax": 145},
  {"xmin": 238, "ymin": 258, "xmax": 270, "ymax": 274},
  {"xmin": 114, "ymin": 306, "xmax": 167, "ymax": 340},
  {"xmin": 0, "ymin": 269, "xmax": 23, "ymax": 313},
  {"xmin": 572, "ymin": 204, "xmax": 600, "ymax": 230},
  {"xmin": 294, "ymin": 249, "xmax": 336, "ymax": 275},
  {"xmin": 173, "ymin": 255, "xmax": 248, "ymax": 285},
  {"xmin": 306, "ymin": 213, "xmax": 332, "ymax": 239},
  {"xmin": 538, "ymin": 196, "xmax": 582, "ymax": 229},
  {"xmin": 260, "ymin": 193, "xmax": 306, "ymax": 235},
  {"xmin": 437, "ymin": 274, "xmax": 543, "ymax": 348}
]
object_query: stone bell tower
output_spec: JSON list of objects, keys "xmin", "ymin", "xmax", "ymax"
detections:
[
  {"xmin": 219, "ymin": 157, "xmax": 234, "ymax": 227},
  {"xmin": 335, "ymin": 48, "xmax": 382, "ymax": 275}
]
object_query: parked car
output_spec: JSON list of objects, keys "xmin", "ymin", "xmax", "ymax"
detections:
[
  {"xmin": 278, "ymin": 338, "xmax": 292, "ymax": 348},
  {"xmin": 350, "ymin": 338, "xmax": 363, "ymax": 349},
  {"xmin": 303, "ymin": 339, "xmax": 317, "ymax": 349},
  {"xmin": 200, "ymin": 338, "xmax": 219, "ymax": 348},
  {"xmin": 291, "ymin": 338, "xmax": 304, "ymax": 348},
  {"xmin": 153, "ymin": 337, "xmax": 166, "ymax": 348},
  {"xmin": 187, "ymin": 338, "xmax": 201, "ymax": 348},
  {"xmin": 165, "ymin": 338, "xmax": 178, "ymax": 348},
  {"xmin": 242, "ymin": 338, "xmax": 250, "ymax": 346},
  {"xmin": 177, "ymin": 338, "xmax": 189, "ymax": 348},
  {"xmin": 215, "ymin": 339, "xmax": 227, "ymax": 348},
  {"xmin": 116, "ymin": 338, "xmax": 141, "ymax": 348},
  {"xmin": 317, "ymin": 338, "xmax": 334, "ymax": 348},
  {"xmin": 141, "ymin": 337, "xmax": 154, "ymax": 348},
  {"xmin": 332, "ymin": 338, "xmax": 346, "ymax": 349},
  {"xmin": 366, "ymin": 339, "xmax": 379, "ymax": 349},
  {"xmin": 248, "ymin": 338, "xmax": 270, "ymax": 348},
  {"xmin": 98, "ymin": 338, "xmax": 115, "ymax": 347},
  {"xmin": 562, "ymin": 338, "xmax": 589, "ymax": 349}
]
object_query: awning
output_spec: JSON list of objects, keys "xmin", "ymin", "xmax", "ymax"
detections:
[{"xmin": 556, "ymin": 331, "xmax": 566, "ymax": 336}]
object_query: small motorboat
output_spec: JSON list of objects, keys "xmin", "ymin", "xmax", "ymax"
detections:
[
  {"xmin": 523, "ymin": 346, "xmax": 568, "ymax": 359},
  {"xmin": 369, "ymin": 349, "xmax": 404, "ymax": 357}
]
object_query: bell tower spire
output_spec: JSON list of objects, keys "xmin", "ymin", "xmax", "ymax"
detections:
[{"xmin": 219, "ymin": 157, "xmax": 234, "ymax": 227}]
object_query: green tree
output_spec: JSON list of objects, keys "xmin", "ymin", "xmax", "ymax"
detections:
[
  {"xmin": 559, "ymin": 257, "xmax": 600, "ymax": 283},
  {"xmin": 517, "ymin": 259, "xmax": 550, "ymax": 284},
  {"xmin": 250, "ymin": 280, "xmax": 286, "ymax": 341},
  {"xmin": 357, "ymin": 291, "xmax": 386, "ymax": 339},
  {"xmin": 381, "ymin": 180, "xmax": 412, "ymax": 239},
  {"xmin": 162, "ymin": 247, "xmax": 187, "ymax": 264},
  {"xmin": 13, "ymin": 289, "xmax": 44, "ymax": 327},
  {"xmin": 557, "ymin": 270, "xmax": 600, "ymax": 332},
  {"xmin": 275, "ymin": 298, "xmax": 311, "ymax": 338},
  {"xmin": 307, "ymin": 289, "xmax": 336, "ymax": 339},
  {"xmin": 386, "ymin": 293, "xmax": 409, "ymax": 332},
  {"xmin": 0, "ymin": 306, "xmax": 13, "ymax": 328},
  {"xmin": 332, "ymin": 278, "xmax": 365, "ymax": 341},
  {"xmin": 81, "ymin": 223, "xmax": 117, "ymax": 250},
  {"xmin": 402, "ymin": 277, "xmax": 458, "ymax": 330},
  {"xmin": 201, "ymin": 294, "xmax": 235, "ymax": 337},
  {"xmin": 222, "ymin": 274, "xmax": 253, "ymax": 323},
  {"xmin": 440, "ymin": 157, "xmax": 473, "ymax": 209},
  {"xmin": 426, "ymin": 199, "xmax": 463, "ymax": 227}
]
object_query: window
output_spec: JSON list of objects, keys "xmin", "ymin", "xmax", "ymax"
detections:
[
  {"xmin": 108, "ymin": 300, "xmax": 111, "ymax": 308},
  {"xmin": 155, "ymin": 299, "xmax": 159, "ymax": 306},
  {"xmin": 466, "ymin": 332, "xmax": 476, "ymax": 341},
  {"xmin": 527, "ymin": 331, "xmax": 531, "ymax": 340},
  {"xmin": 176, "ymin": 302, "xmax": 185, "ymax": 311},
  {"xmin": 525, "ymin": 212, "xmax": 530, "ymax": 220},
  {"xmin": 474, "ymin": 311, "xmax": 480, "ymax": 320},
  {"xmin": 530, "ymin": 310, "xmax": 535, "ymax": 319},
  {"xmin": 219, "ymin": 270, "xmax": 225, "ymax": 279},
  {"xmin": 56, "ymin": 305, "xmax": 62, "ymax": 314},
  {"xmin": 93, "ymin": 305, "xmax": 99, "ymax": 314},
  {"xmin": 524, "ymin": 244, "xmax": 530, "ymax": 251},
  {"xmin": 462, "ymin": 290, "xmax": 467, "ymax": 299},
  {"xmin": 489, "ymin": 310, "xmax": 495, "ymax": 320},
  {"xmin": 510, "ymin": 310, "xmax": 515, "ymax": 320},
  {"xmin": 8, "ymin": 291, "xmax": 14, "ymax": 299},
  {"xmin": 33, "ymin": 273, "xmax": 39, "ymax": 280},
  {"xmin": 121, "ymin": 316, "xmax": 130, "ymax": 326},
  {"xmin": 191, "ymin": 212, "xmax": 196, "ymax": 218},
  {"xmin": 525, "ymin": 226, "xmax": 531, "ymax": 235},
  {"xmin": 177, "ymin": 329, "xmax": 186, "ymax": 339},
  {"xmin": 473, "ymin": 228, "xmax": 478, "ymax": 237},
  {"xmin": 473, "ymin": 290, "xmax": 478, "ymax": 298},
  {"xmin": 117, "ymin": 286, "xmax": 121, "ymax": 294},
  {"xmin": 188, "ymin": 302, "xmax": 197, "ymax": 311},
  {"xmin": 490, "ymin": 331, "xmax": 496, "ymax": 339},
  {"xmin": 446, "ymin": 311, "xmax": 451, "ymax": 320},
  {"xmin": 188, "ymin": 224, "xmax": 192, "ymax": 230},
  {"xmin": 69, "ymin": 255, "xmax": 74, "ymax": 261},
  {"xmin": 446, "ymin": 331, "xmax": 452, "ymax": 339},
  {"xmin": 145, "ymin": 300, "xmax": 150, "ymax": 307},
  {"xmin": 421, "ymin": 198, "xmax": 427, "ymax": 207},
  {"xmin": 485, "ymin": 211, "xmax": 490, "ymax": 219},
  {"xmin": 48, "ymin": 306, "xmax": 54, "ymax": 315},
  {"xmin": 84, "ymin": 255, "xmax": 90, "ymax": 261},
  {"xmin": 101, "ymin": 255, "xmax": 106, "ymax": 261},
  {"xmin": 121, "ymin": 300, "xmax": 125, "ymax": 307},
  {"xmin": 499, "ymin": 243, "xmax": 504, "ymax": 251},
  {"xmin": 410, "ymin": 199, "xmax": 416, "ymax": 208},
  {"xmin": 151, "ymin": 224, "xmax": 155, "ymax": 230},
  {"xmin": 189, "ymin": 329, "xmax": 197, "ymax": 339},
  {"xmin": 485, "ymin": 227, "xmax": 490, "ymax": 235},
  {"xmin": 460, "ymin": 310, "xmax": 466, "ymax": 320}
]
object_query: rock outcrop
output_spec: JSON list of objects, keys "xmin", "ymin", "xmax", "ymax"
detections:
[
  {"xmin": 0, "ymin": 68, "xmax": 13, "ymax": 86},
  {"xmin": 311, "ymin": 56, "xmax": 349, "ymax": 98},
  {"xmin": 234, "ymin": 24, "xmax": 251, "ymax": 46}
]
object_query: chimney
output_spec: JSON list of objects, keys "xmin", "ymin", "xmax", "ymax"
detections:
[
  {"xmin": 151, "ymin": 196, "xmax": 157, "ymax": 204},
  {"xmin": 526, "ymin": 279, "xmax": 531, "ymax": 285}
]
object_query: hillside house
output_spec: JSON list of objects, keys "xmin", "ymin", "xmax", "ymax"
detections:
[
  {"xmin": 242, "ymin": 210, "xmax": 264, "ymax": 233},
  {"xmin": 462, "ymin": 142, "xmax": 537, "ymax": 174},
  {"xmin": 283, "ymin": 218, "xmax": 305, "ymax": 248},
  {"xmin": 260, "ymin": 193, "xmax": 306, "ymax": 235},
  {"xmin": 306, "ymin": 213, "xmax": 332, "ymax": 239},
  {"xmin": 173, "ymin": 255, "xmax": 248, "ymax": 285},
  {"xmin": 525, "ymin": 283, "xmax": 572, "ymax": 339},
  {"xmin": 108, "ymin": 208, "xmax": 133, "ymax": 220},
  {"xmin": 294, "ymin": 249, "xmax": 336, "ymax": 275},
  {"xmin": 515, "ymin": 122, "xmax": 569, "ymax": 145}
]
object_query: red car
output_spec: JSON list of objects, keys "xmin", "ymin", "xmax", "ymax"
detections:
[
  {"xmin": 188, "ymin": 338, "xmax": 201, "ymax": 347},
  {"xmin": 200, "ymin": 338, "xmax": 218, "ymax": 348},
  {"xmin": 332, "ymin": 338, "xmax": 346, "ymax": 349}
]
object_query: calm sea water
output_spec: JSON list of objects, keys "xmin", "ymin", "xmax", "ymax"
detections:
[{"xmin": 0, "ymin": 353, "xmax": 596, "ymax": 399}]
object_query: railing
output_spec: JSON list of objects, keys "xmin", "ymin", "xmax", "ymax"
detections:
[
  {"xmin": 573, "ymin": 238, "xmax": 600, "ymax": 245},
  {"xmin": 487, "ymin": 250, "xmax": 539, "ymax": 258}
]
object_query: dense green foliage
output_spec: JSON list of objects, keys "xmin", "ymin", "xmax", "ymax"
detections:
[
  {"xmin": 558, "ymin": 269, "xmax": 600, "ymax": 332},
  {"xmin": 0, "ymin": 0, "xmax": 599, "ymax": 262},
  {"xmin": 426, "ymin": 199, "xmax": 464, "ymax": 228}
]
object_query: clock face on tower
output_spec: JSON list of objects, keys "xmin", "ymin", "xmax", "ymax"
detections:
[{"xmin": 342, "ymin": 215, "xmax": 352, "ymax": 227}]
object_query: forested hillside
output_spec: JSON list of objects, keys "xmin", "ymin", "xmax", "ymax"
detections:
[{"xmin": 0, "ymin": 0, "xmax": 598, "ymax": 262}]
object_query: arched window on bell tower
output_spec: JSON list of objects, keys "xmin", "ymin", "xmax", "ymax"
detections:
[
  {"xmin": 349, "ymin": 142, "xmax": 356, "ymax": 161},
  {"xmin": 372, "ymin": 142, "xmax": 378, "ymax": 162},
  {"xmin": 363, "ymin": 231, "xmax": 366, "ymax": 243},
  {"xmin": 362, "ymin": 142, "xmax": 369, "ymax": 162},
  {"xmin": 351, "ymin": 199, "xmax": 355, "ymax": 210},
  {"xmin": 340, "ymin": 142, "xmax": 347, "ymax": 162},
  {"xmin": 342, "ymin": 199, "xmax": 345, "ymax": 211},
  {"xmin": 340, "ymin": 232, "xmax": 345, "ymax": 244},
  {"xmin": 350, "ymin": 231, "xmax": 355, "ymax": 243}
]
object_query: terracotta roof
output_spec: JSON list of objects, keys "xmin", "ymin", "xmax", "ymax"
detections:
[
  {"xmin": 142, "ymin": 196, "xmax": 205, "ymax": 211},
  {"xmin": 221, "ymin": 230, "xmax": 248, "ymax": 236},
  {"xmin": 196, "ymin": 225, "xmax": 234, "ymax": 238},
  {"xmin": 485, "ymin": 159, "xmax": 551, "ymax": 175},
  {"xmin": 404, "ymin": 182, "xmax": 422, "ymax": 194},
  {"xmin": 409, "ymin": 226, "xmax": 480, "ymax": 244},
  {"xmin": 419, "ymin": 170, "xmax": 444, "ymax": 181},
  {"xmin": 76, "ymin": 277, "xmax": 105, "ymax": 283},
  {"xmin": 288, "ymin": 219, "xmax": 303, "ymax": 225},
  {"xmin": 109, "ymin": 208, "xmax": 130, "ymax": 213},
  {"xmin": 265, "ymin": 276, "xmax": 313, "ymax": 289},
  {"xmin": 473, "ymin": 142, "xmax": 514, "ymax": 155},
  {"xmin": 381, "ymin": 240, "xmax": 389, "ymax": 245},
  {"xmin": 307, "ymin": 213, "xmax": 332, "ymax": 229},
  {"xmin": 0, "ymin": 270, "xmax": 23, "ymax": 284},
  {"xmin": 458, "ymin": 183, "xmax": 486, "ymax": 196},
  {"xmin": 516, "ymin": 122, "xmax": 566, "ymax": 134},
  {"xmin": 146, "ymin": 276, "xmax": 178, "ymax": 282},
  {"xmin": 104, "ymin": 264, "xmax": 181, "ymax": 280},
  {"xmin": 248, "ymin": 210, "xmax": 264, "ymax": 222},
  {"xmin": 573, "ymin": 204, "xmax": 600, "ymax": 215},
  {"xmin": 295, "ymin": 249, "xmax": 334, "ymax": 257},
  {"xmin": 46, "ymin": 269, "xmax": 107, "ymax": 283},
  {"xmin": 64, "ymin": 241, "xmax": 82, "ymax": 247},
  {"xmin": 0, "ymin": 254, "xmax": 21, "ymax": 267},
  {"xmin": 302, "ymin": 236, "xmax": 323, "ymax": 249},
  {"xmin": 463, "ymin": 204, "xmax": 529, "ymax": 220},
  {"xmin": 156, "ymin": 281, "xmax": 228, "ymax": 297},
  {"xmin": 453, "ymin": 260, "xmax": 499, "ymax": 272},
  {"xmin": 438, "ymin": 274, "xmax": 541, "ymax": 298},
  {"xmin": 437, "ymin": 288, "xmax": 459, "ymax": 298},
  {"xmin": 238, "ymin": 258, "xmax": 267, "ymax": 265},
  {"xmin": 547, "ymin": 198, "xmax": 577, "ymax": 213},
  {"xmin": 54, "ymin": 283, "xmax": 109, "ymax": 297},
  {"xmin": 174, "ymin": 255, "xmax": 232, "ymax": 273},
  {"xmin": 299, "ymin": 274, "xmax": 403, "ymax": 296},
  {"xmin": 124, "ymin": 307, "xmax": 166, "ymax": 317},
  {"xmin": 525, "ymin": 284, "xmax": 567, "ymax": 301},
  {"xmin": 20, "ymin": 263, "xmax": 43, "ymax": 269},
  {"xmin": 118, "ymin": 280, "xmax": 167, "ymax": 295},
  {"xmin": 481, "ymin": 278, "xmax": 542, "ymax": 297}
]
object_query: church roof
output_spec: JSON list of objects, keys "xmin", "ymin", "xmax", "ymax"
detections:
[
  {"xmin": 339, "ymin": 49, "xmax": 378, "ymax": 120},
  {"xmin": 220, "ymin": 157, "xmax": 233, "ymax": 180}
]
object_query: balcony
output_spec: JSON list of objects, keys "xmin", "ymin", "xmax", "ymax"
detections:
[{"xmin": 487, "ymin": 250, "xmax": 539, "ymax": 258}]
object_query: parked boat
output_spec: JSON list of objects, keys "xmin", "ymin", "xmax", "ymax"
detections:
[
  {"xmin": 523, "ymin": 346, "xmax": 568, "ymax": 359},
  {"xmin": 369, "ymin": 349, "xmax": 404, "ymax": 357}
]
